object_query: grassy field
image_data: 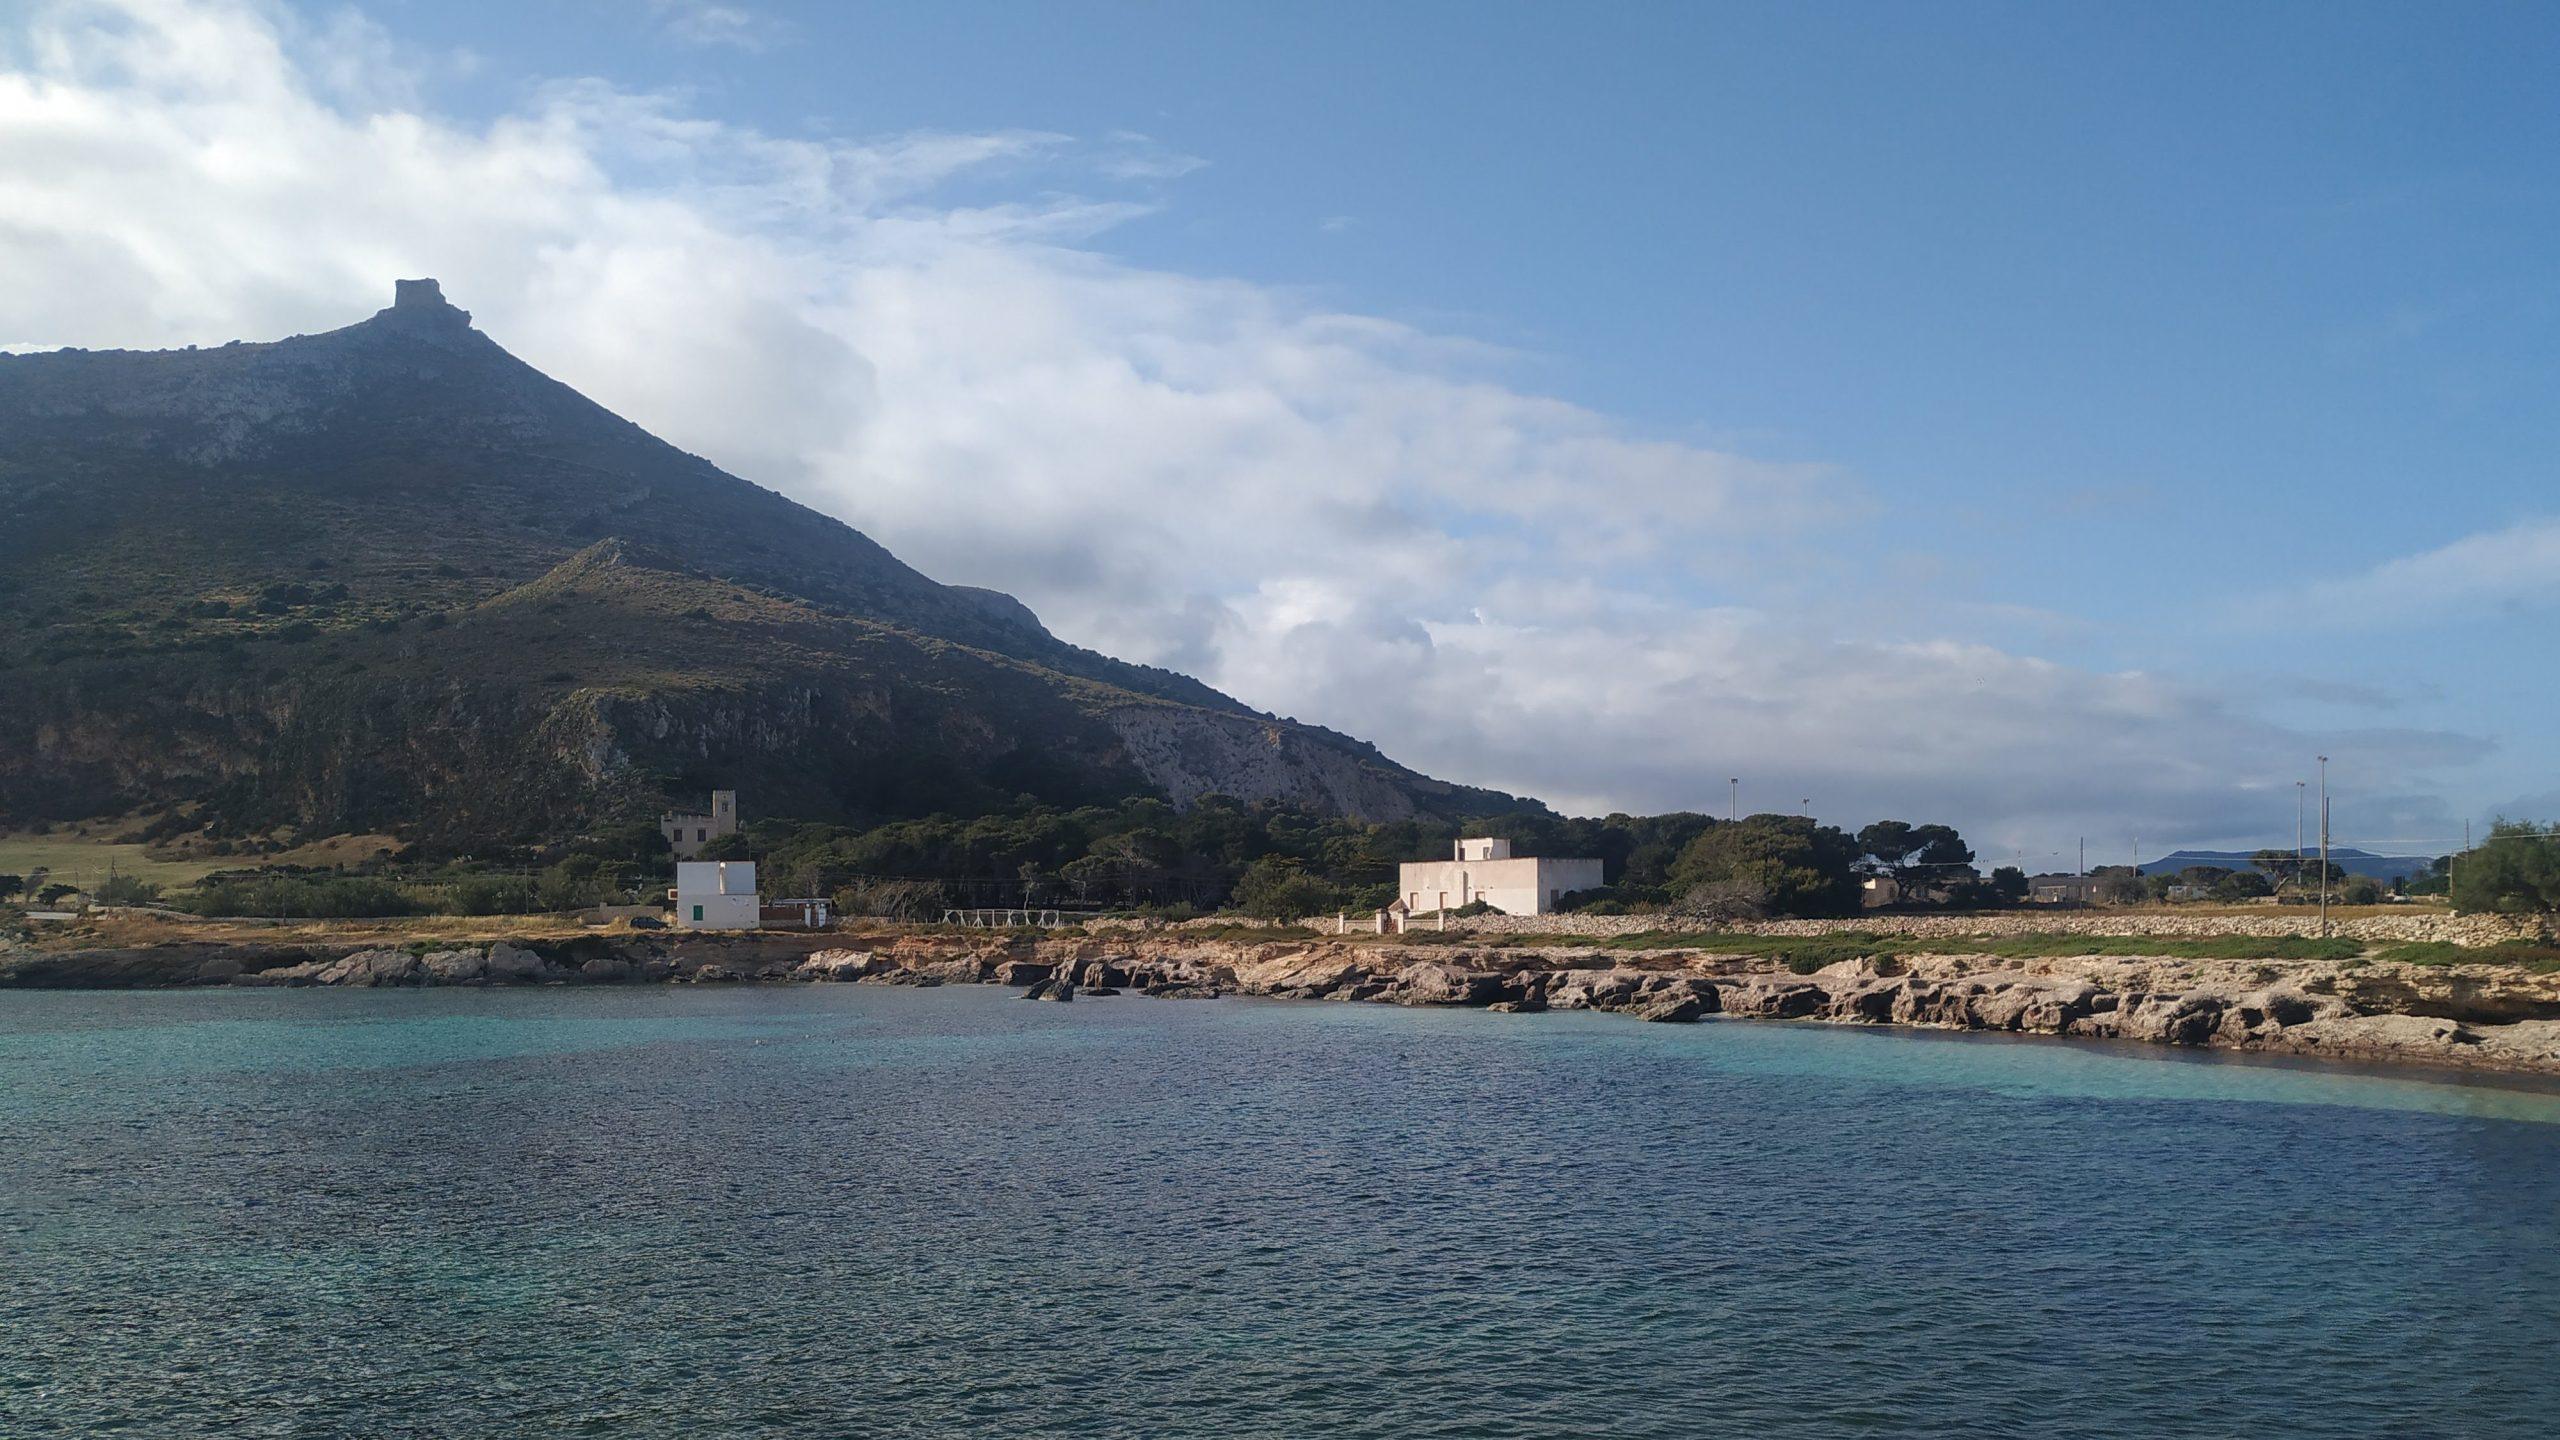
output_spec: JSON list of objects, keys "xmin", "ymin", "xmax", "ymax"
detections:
[{"xmin": 0, "ymin": 826, "xmax": 402, "ymax": 893}]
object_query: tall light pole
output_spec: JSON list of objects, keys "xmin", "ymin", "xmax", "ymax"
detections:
[
  {"xmin": 2317, "ymin": 755, "xmax": 2331, "ymax": 937},
  {"xmin": 2295, "ymin": 781, "xmax": 2306, "ymax": 896},
  {"xmin": 1728, "ymin": 778, "xmax": 1738, "ymax": 823}
]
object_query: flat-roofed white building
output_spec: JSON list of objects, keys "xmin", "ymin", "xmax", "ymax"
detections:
[
  {"xmin": 1396, "ymin": 837, "xmax": 1604, "ymax": 917},
  {"xmin": 672, "ymin": 860, "xmax": 759, "ymax": 930}
]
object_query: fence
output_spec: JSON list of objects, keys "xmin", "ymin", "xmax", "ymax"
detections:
[{"xmin": 942, "ymin": 908, "xmax": 1068, "ymax": 929}]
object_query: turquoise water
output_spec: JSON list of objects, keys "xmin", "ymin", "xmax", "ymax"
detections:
[{"xmin": 6, "ymin": 987, "xmax": 2560, "ymax": 1437}]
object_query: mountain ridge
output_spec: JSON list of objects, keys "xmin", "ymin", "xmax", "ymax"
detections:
[{"xmin": 0, "ymin": 280, "xmax": 1528, "ymax": 844}]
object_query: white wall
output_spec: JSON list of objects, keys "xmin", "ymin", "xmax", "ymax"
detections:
[
  {"xmin": 1395, "ymin": 856, "xmax": 1605, "ymax": 915},
  {"xmin": 676, "ymin": 861, "xmax": 756, "ymax": 895},
  {"xmin": 675, "ymin": 893, "xmax": 759, "ymax": 930},
  {"xmin": 673, "ymin": 859, "xmax": 759, "ymax": 929}
]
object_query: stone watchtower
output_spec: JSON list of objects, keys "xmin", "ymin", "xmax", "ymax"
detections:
[{"xmin": 661, "ymin": 789, "xmax": 740, "ymax": 860}]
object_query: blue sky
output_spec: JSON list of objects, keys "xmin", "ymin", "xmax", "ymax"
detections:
[{"xmin": 7, "ymin": 0, "xmax": 2557, "ymax": 861}]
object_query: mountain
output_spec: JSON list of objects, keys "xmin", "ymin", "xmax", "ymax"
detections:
[
  {"xmin": 0, "ymin": 280, "xmax": 1525, "ymax": 846},
  {"xmin": 2141, "ymin": 849, "xmax": 2440, "ymax": 883}
]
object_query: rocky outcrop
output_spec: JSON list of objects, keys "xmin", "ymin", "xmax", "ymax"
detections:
[{"xmin": 15, "ymin": 928, "xmax": 2560, "ymax": 1076}]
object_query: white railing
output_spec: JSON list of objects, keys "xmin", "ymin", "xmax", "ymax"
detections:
[{"xmin": 941, "ymin": 908, "xmax": 1066, "ymax": 929}]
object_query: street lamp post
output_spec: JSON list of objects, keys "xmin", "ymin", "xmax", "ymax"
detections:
[
  {"xmin": 1728, "ymin": 778, "xmax": 1738, "ymax": 823},
  {"xmin": 2295, "ymin": 781, "xmax": 2306, "ymax": 897},
  {"xmin": 2317, "ymin": 756, "xmax": 2331, "ymax": 937}
]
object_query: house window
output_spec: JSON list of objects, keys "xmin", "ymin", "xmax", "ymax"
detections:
[
  {"xmin": 697, "ymin": 828, "xmax": 707, "ymax": 842},
  {"xmin": 691, "ymin": 904, "xmax": 704, "ymax": 922}
]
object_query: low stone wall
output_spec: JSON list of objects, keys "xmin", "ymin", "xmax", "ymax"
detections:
[
  {"xmin": 1130, "ymin": 908, "xmax": 2547, "ymax": 947},
  {"xmin": 1733, "ymin": 911, "xmax": 2543, "ymax": 947}
]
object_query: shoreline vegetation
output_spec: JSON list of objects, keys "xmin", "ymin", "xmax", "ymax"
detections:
[{"xmin": 11, "ymin": 912, "xmax": 2560, "ymax": 1079}]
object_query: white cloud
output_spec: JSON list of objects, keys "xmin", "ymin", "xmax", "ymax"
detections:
[
  {"xmin": 0, "ymin": 0, "xmax": 2485, "ymax": 851},
  {"xmin": 641, "ymin": 0, "xmax": 780, "ymax": 52},
  {"xmin": 2296, "ymin": 517, "xmax": 2560, "ymax": 622}
]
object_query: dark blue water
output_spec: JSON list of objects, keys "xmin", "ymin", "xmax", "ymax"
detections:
[{"xmin": 6, "ymin": 986, "xmax": 2560, "ymax": 1437}]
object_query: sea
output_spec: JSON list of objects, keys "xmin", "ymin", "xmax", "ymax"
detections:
[{"xmin": 5, "ymin": 984, "xmax": 2558, "ymax": 1437}]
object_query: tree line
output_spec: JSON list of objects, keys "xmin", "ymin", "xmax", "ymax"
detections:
[{"xmin": 694, "ymin": 798, "xmax": 2016, "ymax": 921}]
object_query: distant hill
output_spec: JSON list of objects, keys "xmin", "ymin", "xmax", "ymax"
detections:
[
  {"xmin": 2141, "ymin": 849, "xmax": 2440, "ymax": 883},
  {"xmin": 0, "ymin": 280, "xmax": 1526, "ymax": 846}
]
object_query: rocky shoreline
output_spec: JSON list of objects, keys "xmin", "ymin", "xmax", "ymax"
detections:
[{"xmin": 11, "ymin": 928, "xmax": 2560, "ymax": 1077}]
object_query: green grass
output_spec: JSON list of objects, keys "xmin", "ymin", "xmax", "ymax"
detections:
[
  {"xmin": 1945, "ymin": 934, "xmax": 2366, "ymax": 963},
  {"xmin": 2372, "ymin": 941, "xmax": 2560, "ymax": 974},
  {"xmin": 0, "ymin": 832, "xmax": 238, "ymax": 890}
]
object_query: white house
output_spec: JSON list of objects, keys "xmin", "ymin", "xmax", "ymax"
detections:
[
  {"xmin": 672, "ymin": 860, "xmax": 759, "ymax": 930},
  {"xmin": 661, "ymin": 790, "xmax": 739, "ymax": 860},
  {"xmin": 1396, "ymin": 837, "xmax": 1604, "ymax": 917}
]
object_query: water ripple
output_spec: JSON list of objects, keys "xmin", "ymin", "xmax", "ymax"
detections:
[{"xmin": 4, "ymin": 985, "xmax": 2560, "ymax": 1436}]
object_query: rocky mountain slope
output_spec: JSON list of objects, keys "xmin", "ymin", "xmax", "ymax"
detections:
[{"xmin": 0, "ymin": 281, "xmax": 1521, "ymax": 843}]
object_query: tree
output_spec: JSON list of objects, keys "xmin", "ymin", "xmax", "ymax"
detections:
[
  {"xmin": 2090, "ymin": 865, "xmax": 2145, "ymax": 906},
  {"xmin": 2250, "ymin": 848, "xmax": 2303, "ymax": 892},
  {"xmin": 2451, "ymin": 821, "xmax": 2560, "ymax": 915},
  {"xmin": 1856, "ymin": 821, "xmax": 1976, "ymax": 900},
  {"xmin": 2211, "ymin": 870, "xmax": 2274, "ymax": 902},
  {"xmin": 535, "ymin": 857, "xmax": 614, "ymax": 911},
  {"xmin": 1232, "ymin": 858, "xmax": 1338, "ymax": 921},
  {"xmin": 2401, "ymin": 855, "xmax": 2453, "ymax": 898},
  {"xmin": 0, "ymin": 874, "xmax": 21, "ymax": 902},
  {"xmin": 35, "ymin": 884, "xmax": 77, "ymax": 907},
  {"xmin": 1989, "ymin": 866, "xmax": 2029, "ymax": 904},
  {"xmin": 1671, "ymin": 815, "xmax": 1863, "ymax": 918},
  {"xmin": 1863, "ymin": 819, "xmax": 1976, "ymax": 896}
]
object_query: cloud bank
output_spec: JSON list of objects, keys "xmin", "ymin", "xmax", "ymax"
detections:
[
  {"xmin": 2298, "ymin": 517, "xmax": 2560, "ymax": 623},
  {"xmin": 0, "ymin": 0, "xmax": 2481, "ymax": 851}
]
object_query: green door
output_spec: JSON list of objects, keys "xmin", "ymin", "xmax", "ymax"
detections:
[{"xmin": 691, "ymin": 904, "xmax": 704, "ymax": 921}]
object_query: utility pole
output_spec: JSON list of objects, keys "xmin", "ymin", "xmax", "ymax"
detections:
[
  {"xmin": 1728, "ymin": 778, "xmax": 1738, "ymax": 823},
  {"xmin": 2317, "ymin": 755, "xmax": 2331, "ymax": 937},
  {"xmin": 2077, "ymin": 837, "xmax": 2085, "ymax": 876},
  {"xmin": 2304, "ymin": 778, "xmax": 2324, "ymax": 891}
]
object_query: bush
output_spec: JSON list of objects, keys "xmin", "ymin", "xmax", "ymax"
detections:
[
  {"xmin": 834, "ymin": 878, "xmax": 945, "ymax": 921},
  {"xmin": 444, "ymin": 874, "xmax": 537, "ymax": 915},
  {"xmin": 181, "ymin": 875, "xmax": 423, "ymax": 918},
  {"xmin": 92, "ymin": 873, "xmax": 164, "ymax": 906}
]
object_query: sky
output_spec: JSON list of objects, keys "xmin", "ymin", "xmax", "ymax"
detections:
[{"xmin": 4, "ymin": 0, "xmax": 2556, "ymax": 866}]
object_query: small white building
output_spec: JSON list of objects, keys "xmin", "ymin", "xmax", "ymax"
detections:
[
  {"xmin": 1396, "ymin": 837, "xmax": 1604, "ymax": 917},
  {"xmin": 662, "ymin": 790, "xmax": 739, "ymax": 860},
  {"xmin": 672, "ymin": 860, "xmax": 759, "ymax": 930}
]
